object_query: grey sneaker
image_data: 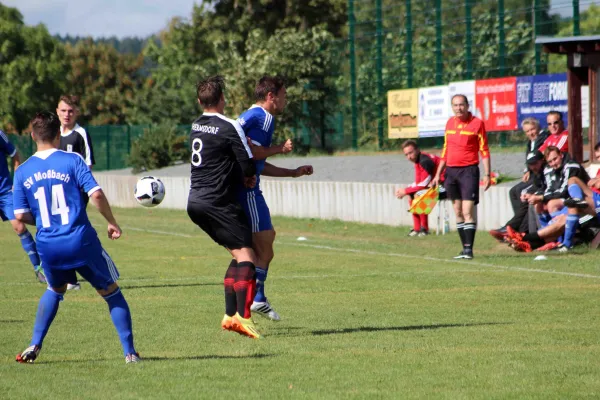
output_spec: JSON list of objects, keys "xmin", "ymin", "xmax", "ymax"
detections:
[
  {"xmin": 407, "ymin": 230, "xmax": 418, "ymax": 237},
  {"xmin": 125, "ymin": 353, "xmax": 141, "ymax": 364}
]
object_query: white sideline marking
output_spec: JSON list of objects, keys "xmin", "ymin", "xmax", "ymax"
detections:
[
  {"xmin": 118, "ymin": 225, "xmax": 600, "ymax": 281},
  {"xmin": 283, "ymin": 243, "xmax": 600, "ymax": 280},
  {"xmin": 123, "ymin": 226, "xmax": 193, "ymax": 238}
]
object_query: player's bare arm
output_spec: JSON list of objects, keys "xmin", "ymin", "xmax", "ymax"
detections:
[
  {"xmin": 12, "ymin": 151, "xmax": 21, "ymax": 170},
  {"xmin": 90, "ymin": 189, "xmax": 121, "ymax": 240},
  {"xmin": 261, "ymin": 162, "xmax": 313, "ymax": 178},
  {"xmin": 588, "ymin": 177, "xmax": 600, "ymax": 190},
  {"xmin": 14, "ymin": 211, "xmax": 35, "ymax": 226},
  {"xmin": 247, "ymin": 138, "xmax": 293, "ymax": 160}
]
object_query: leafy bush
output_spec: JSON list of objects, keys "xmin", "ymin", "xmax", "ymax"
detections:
[{"xmin": 128, "ymin": 124, "xmax": 190, "ymax": 173}]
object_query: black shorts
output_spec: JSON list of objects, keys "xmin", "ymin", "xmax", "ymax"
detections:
[
  {"xmin": 444, "ymin": 165, "xmax": 480, "ymax": 205},
  {"xmin": 187, "ymin": 200, "xmax": 252, "ymax": 250}
]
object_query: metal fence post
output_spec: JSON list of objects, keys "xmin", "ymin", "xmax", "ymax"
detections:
[
  {"xmin": 405, "ymin": 0, "xmax": 413, "ymax": 88},
  {"xmin": 498, "ymin": 0, "xmax": 506, "ymax": 77},
  {"xmin": 534, "ymin": 0, "xmax": 541, "ymax": 75},
  {"xmin": 348, "ymin": 0, "xmax": 358, "ymax": 151},
  {"xmin": 106, "ymin": 126, "xmax": 110, "ymax": 171},
  {"xmin": 435, "ymin": 0, "xmax": 443, "ymax": 85},
  {"xmin": 465, "ymin": 0, "xmax": 472, "ymax": 80},
  {"xmin": 573, "ymin": 0, "xmax": 580, "ymax": 36},
  {"xmin": 376, "ymin": 0, "xmax": 384, "ymax": 149}
]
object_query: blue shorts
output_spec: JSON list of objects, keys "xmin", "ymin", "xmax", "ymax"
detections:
[
  {"xmin": 43, "ymin": 248, "xmax": 120, "ymax": 290},
  {"xmin": 594, "ymin": 192, "xmax": 600, "ymax": 209},
  {"xmin": 239, "ymin": 190, "xmax": 273, "ymax": 233},
  {"xmin": 0, "ymin": 191, "xmax": 15, "ymax": 221}
]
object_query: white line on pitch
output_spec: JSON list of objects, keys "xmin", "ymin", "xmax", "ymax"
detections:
[
  {"xmin": 280, "ymin": 242, "xmax": 600, "ymax": 280},
  {"xmin": 123, "ymin": 226, "xmax": 193, "ymax": 238}
]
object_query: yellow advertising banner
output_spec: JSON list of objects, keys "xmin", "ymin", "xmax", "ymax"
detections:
[{"xmin": 387, "ymin": 89, "xmax": 419, "ymax": 139}]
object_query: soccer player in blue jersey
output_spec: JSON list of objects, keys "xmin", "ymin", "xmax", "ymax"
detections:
[
  {"xmin": 0, "ymin": 130, "xmax": 44, "ymax": 283},
  {"xmin": 237, "ymin": 76, "xmax": 313, "ymax": 321},
  {"xmin": 13, "ymin": 111, "xmax": 139, "ymax": 364}
]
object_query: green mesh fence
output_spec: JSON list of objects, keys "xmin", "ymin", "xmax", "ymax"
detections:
[{"xmin": 7, "ymin": 124, "xmax": 192, "ymax": 172}]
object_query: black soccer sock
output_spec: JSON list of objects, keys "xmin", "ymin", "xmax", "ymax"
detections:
[
  {"xmin": 233, "ymin": 261, "xmax": 256, "ymax": 319},
  {"xmin": 456, "ymin": 222, "xmax": 466, "ymax": 248},
  {"xmin": 463, "ymin": 222, "xmax": 477, "ymax": 252},
  {"xmin": 224, "ymin": 259, "xmax": 237, "ymax": 317},
  {"xmin": 523, "ymin": 232, "xmax": 545, "ymax": 249}
]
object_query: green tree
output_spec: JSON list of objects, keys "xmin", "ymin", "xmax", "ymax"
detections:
[
  {"xmin": 64, "ymin": 39, "xmax": 144, "ymax": 125},
  {"xmin": 0, "ymin": 4, "xmax": 68, "ymax": 132}
]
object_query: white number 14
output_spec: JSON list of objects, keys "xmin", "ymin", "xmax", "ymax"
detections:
[{"xmin": 33, "ymin": 184, "xmax": 70, "ymax": 228}]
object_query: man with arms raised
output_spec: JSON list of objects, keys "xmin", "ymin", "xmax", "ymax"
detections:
[
  {"xmin": 237, "ymin": 76, "xmax": 313, "ymax": 321},
  {"xmin": 14, "ymin": 111, "xmax": 138, "ymax": 364}
]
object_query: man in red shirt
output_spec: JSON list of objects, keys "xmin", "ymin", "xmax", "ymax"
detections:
[
  {"xmin": 539, "ymin": 111, "xmax": 568, "ymax": 153},
  {"xmin": 395, "ymin": 140, "xmax": 442, "ymax": 236},
  {"xmin": 431, "ymin": 94, "xmax": 491, "ymax": 259}
]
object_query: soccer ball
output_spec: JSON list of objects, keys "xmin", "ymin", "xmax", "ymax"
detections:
[{"xmin": 134, "ymin": 176, "xmax": 165, "ymax": 207}]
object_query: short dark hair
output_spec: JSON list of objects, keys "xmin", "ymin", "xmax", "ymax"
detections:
[
  {"xmin": 543, "ymin": 145, "xmax": 561, "ymax": 159},
  {"xmin": 402, "ymin": 139, "xmax": 418, "ymax": 150},
  {"xmin": 451, "ymin": 94, "xmax": 469, "ymax": 105},
  {"xmin": 547, "ymin": 110, "xmax": 563, "ymax": 121},
  {"xmin": 196, "ymin": 75, "xmax": 225, "ymax": 108},
  {"xmin": 31, "ymin": 111, "xmax": 61, "ymax": 143},
  {"xmin": 58, "ymin": 94, "xmax": 80, "ymax": 109},
  {"xmin": 255, "ymin": 76, "xmax": 286, "ymax": 102},
  {"xmin": 594, "ymin": 142, "xmax": 600, "ymax": 152}
]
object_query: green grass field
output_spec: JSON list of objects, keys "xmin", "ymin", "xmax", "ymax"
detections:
[{"xmin": 2, "ymin": 207, "xmax": 600, "ymax": 399}]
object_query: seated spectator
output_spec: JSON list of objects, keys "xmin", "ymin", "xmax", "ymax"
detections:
[
  {"xmin": 489, "ymin": 118, "xmax": 548, "ymax": 239},
  {"xmin": 539, "ymin": 111, "xmax": 568, "ymax": 153},
  {"xmin": 505, "ymin": 174, "xmax": 600, "ymax": 252},
  {"xmin": 395, "ymin": 140, "xmax": 443, "ymax": 237}
]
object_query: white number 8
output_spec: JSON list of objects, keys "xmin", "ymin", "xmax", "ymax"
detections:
[{"xmin": 191, "ymin": 138, "xmax": 203, "ymax": 167}]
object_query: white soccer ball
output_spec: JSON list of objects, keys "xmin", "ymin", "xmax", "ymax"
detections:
[{"xmin": 134, "ymin": 176, "xmax": 165, "ymax": 207}]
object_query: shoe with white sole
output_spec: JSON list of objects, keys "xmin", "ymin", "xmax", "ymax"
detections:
[
  {"xmin": 250, "ymin": 300, "xmax": 281, "ymax": 321},
  {"xmin": 16, "ymin": 345, "xmax": 41, "ymax": 364},
  {"xmin": 67, "ymin": 282, "xmax": 81, "ymax": 291}
]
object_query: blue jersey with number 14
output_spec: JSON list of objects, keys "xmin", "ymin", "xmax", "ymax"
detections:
[{"xmin": 12, "ymin": 149, "xmax": 102, "ymax": 269}]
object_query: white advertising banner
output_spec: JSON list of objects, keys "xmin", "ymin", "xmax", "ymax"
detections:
[
  {"xmin": 417, "ymin": 85, "xmax": 449, "ymax": 137},
  {"xmin": 448, "ymin": 80, "xmax": 477, "ymax": 119}
]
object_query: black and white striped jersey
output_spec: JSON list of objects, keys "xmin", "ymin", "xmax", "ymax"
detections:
[
  {"xmin": 59, "ymin": 124, "xmax": 95, "ymax": 167},
  {"xmin": 188, "ymin": 112, "xmax": 255, "ymax": 205}
]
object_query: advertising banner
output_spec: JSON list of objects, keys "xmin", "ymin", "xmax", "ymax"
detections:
[
  {"xmin": 475, "ymin": 77, "xmax": 518, "ymax": 131},
  {"xmin": 417, "ymin": 85, "xmax": 449, "ymax": 137},
  {"xmin": 387, "ymin": 89, "xmax": 419, "ymax": 138},
  {"xmin": 516, "ymin": 73, "xmax": 568, "ymax": 129},
  {"xmin": 448, "ymin": 80, "xmax": 477, "ymax": 119}
]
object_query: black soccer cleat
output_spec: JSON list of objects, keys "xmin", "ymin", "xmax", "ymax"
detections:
[{"xmin": 564, "ymin": 198, "xmax": 589, "ymax": 209}]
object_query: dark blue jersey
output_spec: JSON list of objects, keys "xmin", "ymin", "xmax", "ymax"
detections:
[
  {"xmin": 0, "ymin": 130, "xmax": 17, "ymax": 194},
  {"xmin": 237, "ymin": 105, "xmax": 275, "ymax": 191}
]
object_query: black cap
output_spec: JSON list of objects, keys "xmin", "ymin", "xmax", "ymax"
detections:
[{"xmin": 526, "ymin": 151, "xmax": 544, "ymax": 164}]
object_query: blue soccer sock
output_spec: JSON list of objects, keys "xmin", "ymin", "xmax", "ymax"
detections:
[
  {"xmin": 568, "ymin": 184, "xmax": 584, "ymax": 200},
  {"xmin": 18, "ymin": 230, "xmax": 41, "ymax": 269},
  {"xmin": 562, "ymin": 214, "xmax": 579, "ymax": 248},
  {"xmin": 30, "ymin": 289, "xmax": 63, "ymax": 347},
  {"xmin": 103, "ymin": 288, "xmax": 136, "ymax": 356},
  {"xmin": 538, "ymin": 212, "xmax": 551, "ymax": 228},
  {"xmin": 254, "ymin": 267, "xmax": 268, "ymax": 303}
]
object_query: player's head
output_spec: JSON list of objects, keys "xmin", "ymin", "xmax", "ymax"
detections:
[
  {"xmin": 401, "ymin": 139, "xmax": 419, "ymax": 163},
  {"xmin": 546, "ymin": 111, "xmax": 564, "ymax": 135},
  {"xmin": 56, "ymin": 95, "xmax": 80, "ymax": 130},
  {"xmin": 594, "ymin": 142, "xmax": 600, "ymax": 161},
  {"xmin": 255, "ymin": 76, "xmax": 287, "ymax": 115},
  {"xmin": 196, "ymin": 75, "xmax": 226, "ymax": 112},
  {"xmin": 451, "ymin": 94, "xmax": 469, "ymax": 120},
  {"xmin": 543, "ymin": 146, "xmax": 563, "ymax": 170},
  {"xmin": 30, "ymin": 111, "xmax": 61, "ymax": 145},
  {"xmin": 521, "ymin": 117, "xmax": 540, "ymax": 141}
]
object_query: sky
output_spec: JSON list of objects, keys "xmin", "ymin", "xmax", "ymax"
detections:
[
  {"xmin": 1, "ymin": 0, "xmax": 201, "ymax": 38},
  {"xmin": 1, "ymin": 0, "xmax": 596, "ymax": 39}
]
